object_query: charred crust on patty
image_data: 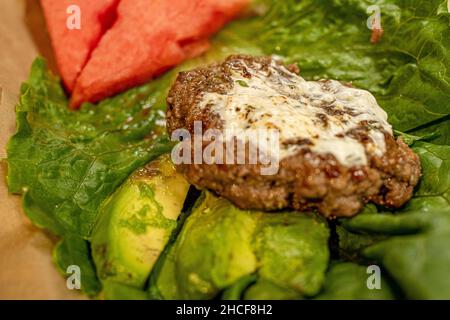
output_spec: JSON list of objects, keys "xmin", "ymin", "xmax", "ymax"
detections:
[{"xmin": 166, "ymin": 55, "xmax": 421, "ymax": 218}]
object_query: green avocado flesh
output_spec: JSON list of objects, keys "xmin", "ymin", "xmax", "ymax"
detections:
[
  {"xmin": 149, "ymin": 192, "xmax": 330, "ymax": 300},
  {"xmin": 91, "ymin": 155, "xmax": 190, "ymax": 288}
]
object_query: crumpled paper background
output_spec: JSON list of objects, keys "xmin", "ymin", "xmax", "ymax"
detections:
[{"xmin": 0, "ymin": 0, "xmax": 83, "ymax": 299}]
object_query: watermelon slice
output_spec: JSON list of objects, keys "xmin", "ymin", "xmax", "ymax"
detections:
[
  {"xmin": 69, "ymin": 0, "xmax": 249, "ymax": 109},
  {"xmin": 40, "ymin": 0, "xmax": 120, "ymax": 92}
]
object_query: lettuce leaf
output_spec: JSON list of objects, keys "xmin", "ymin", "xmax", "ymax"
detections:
[
  {"xmin": 6, "ymin": 59, "xmax": 173, "ymax": 238},
  {"xmin": 314, "ymin": 262, "xmax": 395, "ymax": 300},
  {"xmin": 53, "ymin": 234, "xmax": 101, "ymax": 296},
  {"xmin": 408, "ymin": 116, "xmax": 450, "ymax": 146},
  {"xmin": 339, "ymin": 142, "xmax": 450, "ymax": 299}
]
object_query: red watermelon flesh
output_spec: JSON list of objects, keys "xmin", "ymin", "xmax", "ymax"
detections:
[
  {"xmin": 69, "ymin": 0, "xmax": 249, "ymax": 109},
  {"xmin": 40, "ymin": 0, "xmax": 120, "ymax": 92}
]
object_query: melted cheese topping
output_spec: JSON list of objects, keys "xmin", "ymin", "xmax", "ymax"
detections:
[{"xmin": 200, "ymin": 60, "xmax": 392, "ymax": 167}]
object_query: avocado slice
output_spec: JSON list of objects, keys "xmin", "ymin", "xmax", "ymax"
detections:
[
  {"xmin": 149, "ymin": 191, "xmax": 330, "ymax": 300},
  {"xmin": 150, "ymin": 192, "xmax": 258, "ymax": 299},
  {"xmin": 91, "ymin": 154, "xmax": 190, "ymax": 288}
]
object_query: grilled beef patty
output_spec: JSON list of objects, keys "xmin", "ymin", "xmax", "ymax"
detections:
[{"xmin": 166, "ymin": 55, "xmax": 421, "ymax": 217}]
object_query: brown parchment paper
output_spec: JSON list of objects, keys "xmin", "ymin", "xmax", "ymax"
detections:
[{"xmin": 0, "ymin": 0, "xmax": 83, "ymax": 300}]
